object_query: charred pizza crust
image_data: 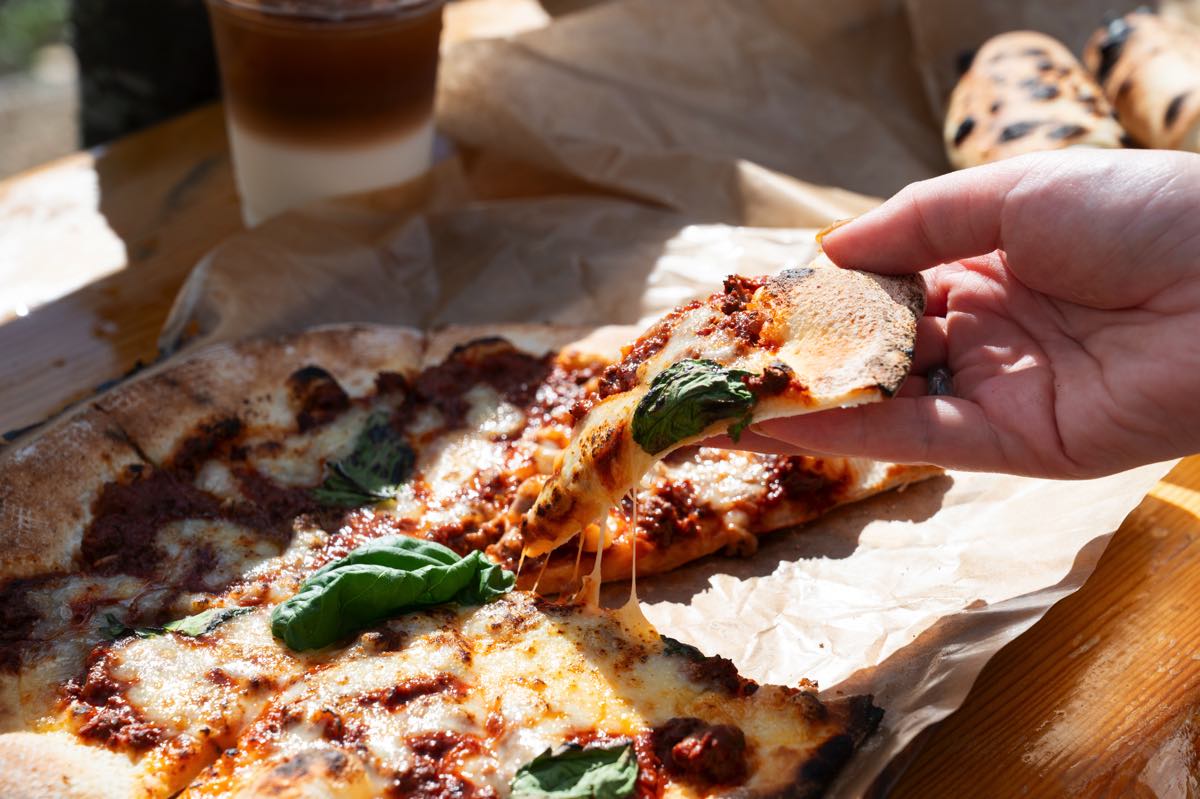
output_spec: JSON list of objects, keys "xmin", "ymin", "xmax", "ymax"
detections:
[{"xmin": 944, "ymin": 31, "xmax": 1125, "ymax": 169}]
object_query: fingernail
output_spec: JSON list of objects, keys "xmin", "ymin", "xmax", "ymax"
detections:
[{"xmin": 815, "ymin": 217, "xmax": 857, "ymax": 249}]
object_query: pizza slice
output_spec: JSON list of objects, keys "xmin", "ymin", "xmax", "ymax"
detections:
[
  {"xmin": 181, "ymin": 591, "xmax": 879, "ymax": 799},
  {"xmin": 514, "ymin": 452, "xmax": 937, "ymax": 594},
  {"xmin": 400, "ymin": 324, "xmax": 937, "ymax": 593},
  {"xmin": 519, "ymin": 255, "xmax": 925, "ymax": 558}
]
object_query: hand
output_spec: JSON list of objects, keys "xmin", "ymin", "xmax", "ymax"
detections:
[{"xmin": 750, "ymin": 149, "xmax": 1200, "ymax": 478}]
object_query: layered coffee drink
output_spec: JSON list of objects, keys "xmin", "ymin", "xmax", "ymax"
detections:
[{"xmin": 206, "ymin": 0, "xmax": 444, "ymax": 225}]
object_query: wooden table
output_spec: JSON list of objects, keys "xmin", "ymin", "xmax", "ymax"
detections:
[{"xmin": 3, "ymin": 103, "xmax": 1200, "ymax": 798}]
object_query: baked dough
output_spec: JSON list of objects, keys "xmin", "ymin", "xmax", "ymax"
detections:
[
  {"xmin": 944, "ymin": 31, "xmax": 1125, "ymax": 169},
  {"xmin": 1085, "ymin": 9, "xmax": 1200, "ymax": 152}
]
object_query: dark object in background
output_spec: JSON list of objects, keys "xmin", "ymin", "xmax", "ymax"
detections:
[{"xmin": 71, "ymin": 0, "xmax": 220, "ymax": 146}]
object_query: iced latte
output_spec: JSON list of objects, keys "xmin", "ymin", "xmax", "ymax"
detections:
[{"xmin": 206, "ymin": 0, "xmax": 444, "ymax": 225}]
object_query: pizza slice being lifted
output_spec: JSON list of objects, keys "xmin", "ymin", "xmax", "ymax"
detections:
[{"xmin": 519, "ymin": 254, "xmax": 926, "ymax": 559}]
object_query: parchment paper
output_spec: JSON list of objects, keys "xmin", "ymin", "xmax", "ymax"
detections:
[{"xmin": 159, "ymin": 0, "xmax": 1184, "ymax": 794}]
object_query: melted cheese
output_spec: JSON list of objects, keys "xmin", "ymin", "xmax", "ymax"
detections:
[
  {"xmin": 579, "ymin": 506, "xmax": 610, "ymax": 608},
  {"xmin": 249, "ymin": 406, "xmax": 378, "ymax": 489},
  {"xmin": 6, "ymin": 574, "xmax": 150, "ymax": 730},
  {"xmin": 34, "ymin": 609, "xmax": 320, "ymax": 798},
  {"xmin": 181, "ymin": 594, "xmax": 849, "ymax": 799},
  {"xmin": 520, "ymin": 259, "xmax": 923, "ymax": 556}
]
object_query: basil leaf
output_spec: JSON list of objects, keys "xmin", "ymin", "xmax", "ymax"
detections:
[
  {"xmin": 631, "ymin": 359, "xmax": 757, "ymax": 454},
  {"xmin": 100, "ymin": 613, "xmax": 156, "ymax": 640},
  {"xmin": 511, "ymin": 743, "xmax": 638, "ymax": 799},
  {"xmin": 101, "ymin": 607, "xmax": 250, "ymax": 641},
  {"xmin": 271, "ymin": 536, "xmax": 515, "ymax": 651},
  {"xmin": 163, "ymin": 607, "xmax": 252, "ymax": 636},
  {"xmin": 660, "ymin": 635, "xmax": 706, "ymax": 662},
  {"xmin": 312, "ymin": 411, "xmax": 416, "ymax": 508}
]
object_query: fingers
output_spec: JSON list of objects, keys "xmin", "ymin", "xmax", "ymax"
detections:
[
  {"xmin": 701, "ymin": 430, "xmax": 825, "ymax": 456},
  {"xmin": 821, "ymin": 149, "xmax": 1200, "ymax": 307},
  {"xmin": 911, "ymin": 315, "xmax": 948, "ymax": 375},
  {"xmin": 751, "ymin": 397, "xmax": 1008, "ymax": 473},
  {"xmin": 820, "ymin": 158, "xmax": 1030, "ymax": 274},
  {"xmin": 896, "ymin": 376, "xmax": 928, "ymax": 398}
]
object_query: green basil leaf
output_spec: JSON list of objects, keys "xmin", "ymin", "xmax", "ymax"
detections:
[
  {"xmin": 659, "ymin": 634, "xmax": 706, "ymax": 662},
  {"xmin": 725, "ymin": 410, "xmax": 754, "ymax": 442},
  {"xmin": 100, "ymin": 613, "xmax": 155, "ymax": 640},
  {"xmin": 162, "ymin": 607, "xmax": 253, "ymax": 637},
  {"xmin": 270, "ymin": 536, "xmax": 515, "ymax": 651},
  {"xmin": 511, "ymin": 743, "xmax": 638, "ymax": 799},
  {"xmin": 631, "ymin": 359, "xmax": 757, "ymax": 454},
  {"xmin": 101, "ymin": 607, "xmax": 250, "ymax": 641},
  {"xmin": 312, "ymin": 411, "xmax": 416, "ymax": 508}
]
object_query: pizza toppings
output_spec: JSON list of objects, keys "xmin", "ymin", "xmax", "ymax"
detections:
[
  {"xmin": 395, "ymin": 732, "xmax": 494, "ymax": 799},
  {"xmin": 631, "ymin": 359, "xmax": 757, "ymax": 455},
  {"xmin": 404, "ymin": 339, "xmax": 555, "ymax": 431},
  {"xmin": 101, "ymin": 606, "xmax": 253, "ymax": 641},
  {"xmin": 0, "ymin": 575, "xmax": 50, "ymax": 672},
  {"xmin": 510, "ymin": 742, "xmax": 638, "ymax": 799},
  {"xmin": 521, "ymin": 260, "xmax": 924, "ymax": 558},
  {"xmin": 287, "ymin": 366, "xmax": 352, "ymax": 433},
  {"xmin": 65, "ymin": 648, "xmax": 165, "ymax": 752},
  {"xmin": 357, "ymin": 673, "xmax": 464, "ymax": 709},
  {"xmin": 0, "ymin": 324, "xmax": 924, "ymax": 798},
  {"xmin": 634, "ymin": 480, "xmax": 706, "ymax": 549},
  {"xmin": 598, "ymin": 307, "xmax": 697, "ymax": 401},
  {"xmin": 661, "ymin": 635, "xmax": 758, "ymax": 697},
  {"xmin": 311, "ymin": 411, "xmax": 416, "ymax": 508},
  {"xmin": 82, "ymin": 468, "xmax": 226, "ymax": 577},
  {"xmin": 270, "ymin": 536, "xmax": 514, "ymax": 650},
  {"xmin": 649, "ymin": 717, "xmax": 748, "ymax": 787}
]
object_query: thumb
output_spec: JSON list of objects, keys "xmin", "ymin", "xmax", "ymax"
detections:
[
  {"xmin": 819, "ymin": 157, "xmax": 1031, "ymax": 274},
  {"xmin": 754, "ymin": 398, "xmax": 1006, "ymax": 473}
]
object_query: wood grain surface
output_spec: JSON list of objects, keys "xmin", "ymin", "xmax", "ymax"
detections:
[
  {"xmin": 0, "ymin": 104, "xmax": 241, "ymax": 438},
  {"xmin": 2, "ymin": 101, "xmax": 1198, "ymax": 799}
]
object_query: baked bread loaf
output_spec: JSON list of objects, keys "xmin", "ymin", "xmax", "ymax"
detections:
[
  {"xmin": 944, "ymin": 31, "xmax": 1125, "ymax": 169},
  {"xmin": 1084, "ymin": 9, "xmax": 1200, "ymax": 152}
]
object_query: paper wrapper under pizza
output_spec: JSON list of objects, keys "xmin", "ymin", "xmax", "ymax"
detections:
[
  {"xmin": 944, "ymin": 31, "xmax": 1125, "ymax": 169},
  {"xmin": 1084, "ymin": 9, "xmax": 1200, "ymax": 153}
]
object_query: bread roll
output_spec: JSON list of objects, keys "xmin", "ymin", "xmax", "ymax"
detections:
[
  {"xmin": 944, "ymin": 31, "xmax": 1125, "ymax": 169},
  {"xmin": 1084, "ymin": 9, "xmax": 1200, "ymax": 152}
]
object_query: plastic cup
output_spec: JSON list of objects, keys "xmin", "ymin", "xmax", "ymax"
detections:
[{"xmin": 206, "ymin": 0, "xmax": 445, "ymax": 226}]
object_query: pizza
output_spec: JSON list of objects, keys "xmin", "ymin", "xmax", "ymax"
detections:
[
  {"xmin": 519, "ymin": 256, "xmax": 926, "ymax": 560},
  {"xmin": 0, "ymin": 270, "xmax": 934, "ymax": 796}
]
